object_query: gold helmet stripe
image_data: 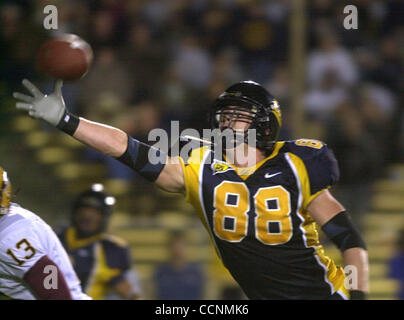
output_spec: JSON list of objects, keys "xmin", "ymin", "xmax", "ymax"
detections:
[
  {"xmin": 272, "ymin": 100, "xmax": 282, "ymax": 126},
  {"xmin": 0, "ymin": 167, "xmax": 12, "ymax": 215}
]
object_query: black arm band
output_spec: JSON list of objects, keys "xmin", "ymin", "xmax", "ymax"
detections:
[
  {"xmin": 56, "ymin": 110, "xmax": 80, "ymax": 136},
  {"xmin": 321, "ymin": 211, "xmax": 367, "ymax": 251},
  {"xmin": 117, "ymin": 134, "xmax": 166, "ymax": 182}
]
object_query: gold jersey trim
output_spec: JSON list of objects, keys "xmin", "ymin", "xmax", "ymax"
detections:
[
  {"xmin": 225, "ymin": 141, "xmax": 285, "ymax": 180},
  {"xmin": 286, "ymin": 152, "xmax": 348, "ymax": 297},
  {"xmin": 86, "ymin": 243, "xmax": 121, "ymax": 300},
  {"xmin": 178, "ymin": 149, "xmax": 224, "ymax": 261},
  {"xmin": 65, "ymin": 227, "xmax": 104, "ymax": 251}
]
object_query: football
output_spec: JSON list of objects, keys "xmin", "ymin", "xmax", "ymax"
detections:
[{"xmin": 36, "ymin": 34, "xmax": 93, "ymax": 81}]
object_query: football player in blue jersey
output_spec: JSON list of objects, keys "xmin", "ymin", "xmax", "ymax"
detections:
[
  {"xmin": 14, "ymin": 79, "xmax": 368, "ymax": 299},
  {"xmin": 58, "ymin": 184, "xmax": 142, "ymax": 300}
]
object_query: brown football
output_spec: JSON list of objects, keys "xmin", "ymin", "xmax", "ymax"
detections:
[{"xmin": 36, "ymin": 34, "xmax": 93, "ymax": 81}]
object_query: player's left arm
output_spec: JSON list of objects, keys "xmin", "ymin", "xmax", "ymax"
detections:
[
  {"xmin": 293, "ymin": 140, "xmax": 369, "ymax": 299},
  {"xmin": 107, "ymin": 244, "xmax": 142, "ymax": 300},
  {"xmin": 307, "ymin": 190, "xmax": 369, "ymax": 299}
]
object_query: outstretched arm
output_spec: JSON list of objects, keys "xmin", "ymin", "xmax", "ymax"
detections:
[
  {"xmin": 307, "ymin": 190, "xmax": 369, "ymax": 299},
  {"xmin": 14, "ymin": 79, "xmax": 184, "ymax": 193}
]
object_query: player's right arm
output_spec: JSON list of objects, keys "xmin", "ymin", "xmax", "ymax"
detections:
[
  {"xmin": 13, "ymin": 79, "xmax": 185, "ymax": 193},
  {"xmin": 75, "ymin": 118, "xmax": 185, "ymax": 193}
]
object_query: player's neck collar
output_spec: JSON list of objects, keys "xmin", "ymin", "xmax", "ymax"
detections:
[
  {"xmin": 223, "ymin": 142, "xmax": 284, "ymax": 179},
  {"xmin": 66, "ymin": 227, "xmax": 104, "ymax": 250},
  {"xmin": 223, "ymin": 141, "xmax": 284, "ymax": 168}
]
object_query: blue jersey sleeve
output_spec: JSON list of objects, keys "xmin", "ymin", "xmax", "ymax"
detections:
[
  {"xmin": 286, "ymin": 139, "xmax": 340, "ymax": 195},
  {"xmin": 102, "ymin": 238, "xmax": 132, "ymax": 286}
]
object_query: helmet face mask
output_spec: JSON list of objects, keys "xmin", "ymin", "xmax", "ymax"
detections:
[
  {"xmin": 217, "ymin": 107, "xmax": 256, "ymax": 133},
  {"xmin": 72, "ymin": 184, "xmax": 115, "ymax": 237},
  {"xmin": 73, "ymin": 207, "xmax": 105, "ymax": 238},
  {"xmin": 211, "ymin": 81, "xmax": 282, "ymax": 153}
]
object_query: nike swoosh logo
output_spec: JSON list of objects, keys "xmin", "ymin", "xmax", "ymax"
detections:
[{"xmin": 265, "ymin": 172, "xmax": 282, "ymax": 179}]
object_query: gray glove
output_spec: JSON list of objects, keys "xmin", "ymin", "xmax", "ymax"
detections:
[{"xmin": 13, "ymin": 79, "xmax": 66, "ymax": 126}]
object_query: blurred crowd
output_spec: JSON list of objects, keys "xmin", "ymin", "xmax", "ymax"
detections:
[{"xmin": 1, "ymin": 0, "xmax": 403, "ymax": 224}]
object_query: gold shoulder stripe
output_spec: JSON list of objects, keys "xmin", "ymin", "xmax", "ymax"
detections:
[
  {"xmin": 286, "ymin": 153, "xmax": 331, "ymax": 209},
  {"xmin": 285, "ymin": 152, "xmax": 311, "ymax": 209},
  {"xmin": 187, "ymin": 146, "xmax": 210, "ymax": 165}
]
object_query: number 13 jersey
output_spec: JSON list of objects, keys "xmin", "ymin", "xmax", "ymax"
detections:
[
  {"xmin": 178, "ymin": 139, "xmax": 349, "ymax": 299},
  {"xmin": 0, "ymin": 204, "xmax": 90, "ymax": 300}
]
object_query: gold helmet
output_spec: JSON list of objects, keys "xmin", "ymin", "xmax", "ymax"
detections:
[{"xmin": 0, "ymin": 167, "xmax": 12, "ymax": 215}]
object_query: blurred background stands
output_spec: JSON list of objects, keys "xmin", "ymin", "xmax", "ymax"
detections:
[{"xmin": 1, "ymin": 0, "xmax": 403, "ymax": 299}]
